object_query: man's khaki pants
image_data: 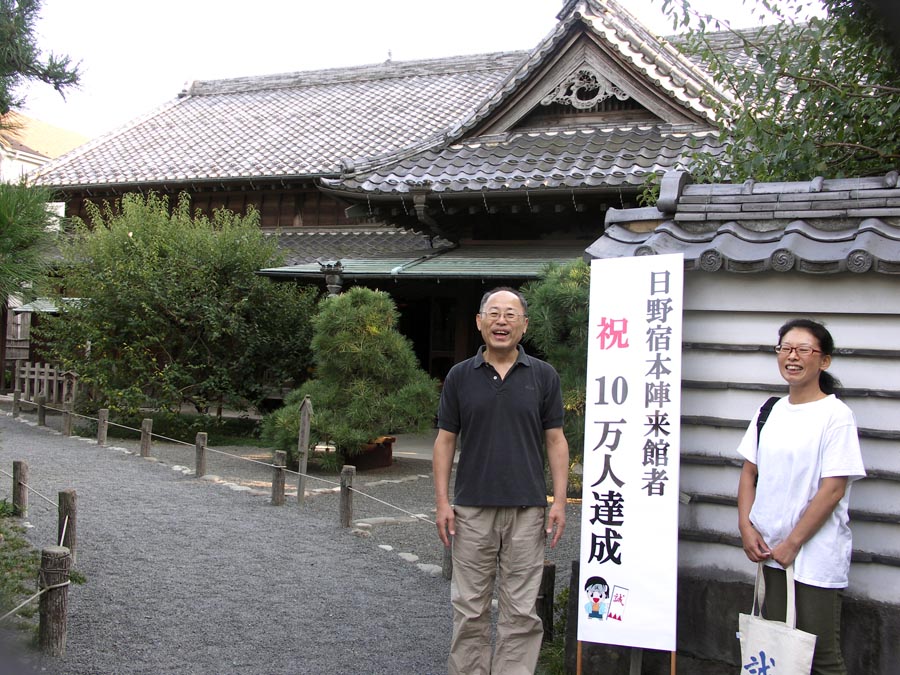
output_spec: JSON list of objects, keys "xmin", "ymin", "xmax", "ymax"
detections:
[{"xmin": 448, "ymin": 505, "xmax": 545, "ymax": 675}]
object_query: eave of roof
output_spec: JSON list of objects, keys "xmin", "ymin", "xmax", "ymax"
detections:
[
  {"xmin": 321, "ymin": 124, "xmax": 723, "ymax": 196},
  {"xmin": 587, "ymin": 171, "xmax": 900, "ymax": 274},
  {"xmin": 267, "ymin": 227, "xmax": 452, "ymax": 266},
  {"xmin": 260, "ymin": 243, "xmax": 586, "ymax": 280}
]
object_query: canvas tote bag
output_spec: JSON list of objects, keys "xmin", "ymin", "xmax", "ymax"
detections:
[{"xmin": 737, "ymin": 562, "xmax": 817, "ymax": 674}]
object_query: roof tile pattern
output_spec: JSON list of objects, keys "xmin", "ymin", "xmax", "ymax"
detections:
[
  {"xmin": 32, "ymin": 54, "xmax": 526, "ymax": 188},
  {"xmin": 324, "ymin": 125, "xmax": 724, "ymax": 194},
  {"xmin": 588, "ymin": 171, "xmax": 900, "ymax": 274}
]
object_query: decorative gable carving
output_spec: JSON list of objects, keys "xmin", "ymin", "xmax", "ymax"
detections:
[{"xmin": 540, "ymin": 65, "xmax": 630, "ymax": 109}]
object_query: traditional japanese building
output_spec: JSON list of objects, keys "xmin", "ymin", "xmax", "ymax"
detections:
[
  {"xmin": 27, "ymin": 0, "xmax": 899, "ymax": 668},
  {"xmin": 32, "ymin": 0, "xmax": 728, "ymax": 378}
]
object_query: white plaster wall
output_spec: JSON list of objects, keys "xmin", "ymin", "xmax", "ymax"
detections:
[{"xmin": 678, "ymin": 270, "xmax": 900, "ymax": 605}]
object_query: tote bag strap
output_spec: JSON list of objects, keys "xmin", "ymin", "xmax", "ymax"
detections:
[
  {"xmin": 751, "ymin": 561, "xmax": 766, "ymax": 617},
  {"xmin": 752, "ymin": 561, "xmax": 800, "ymax": 628},
  {"xmin": 785, "ymin": 563, "xmax": 799, "ymax": 629}
]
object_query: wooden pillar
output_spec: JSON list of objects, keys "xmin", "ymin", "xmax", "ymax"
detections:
[
  {"xmin": 537, "ymin": 560, "xmax": 556, "ymax": 642},
  {"xmin": 57, "ymin": 490, "xmax": 77, "ymax": 564},
  {"xmin": 140, "ymin": 418, "xmax": 152, "ymax": 457},
  {"xmin": 14, "ymin": 359, "xmax": 23, "ymax": 395},
  {"xmin": 12, "ymin": 460, "xmax": 27, "ymax": 517},
  {"xmin": 38, "ymin": 545, "xmax": 71, "ymax": 656},
  {"xmin": 37, "ymin": 394, "xmax": 46, "ymax": 426},
  {"xmin": 272, "ymin": 450, "xmax": 286, "ymax": 506},
  {"xmin": 296, "ymin": 396, "xmax": 312, "ymax": 505},
  {"xmin": 340, "ymin": 465, "xmax": 356, "ymax": 528},
  {"xmin": 195, "ymin": 432, "xmax": 207, "ymax": 478},
  {"xmin": 62, "ymin": 403, "xmax": 73, "ymax": 437},
  {"xmin": 41, "ymin": 362, "xmax": 51, "ymax": 402},
  {"xmin": 23, "ymin": 361, "xmax": 32, "ymax": 400},
  {"xmin": 97, "ymin": 409, "xmax": 109, "ymax": 446}
]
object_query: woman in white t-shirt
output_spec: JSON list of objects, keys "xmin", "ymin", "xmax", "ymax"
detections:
[{"xmin": 737, "ymin": 319, "xmax": 866, "ymax": 675}]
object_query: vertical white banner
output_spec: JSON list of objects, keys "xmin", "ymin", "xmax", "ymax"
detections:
[{"xmin": 576, "ymin": 254, "xmax": 684, "ymax": 652}]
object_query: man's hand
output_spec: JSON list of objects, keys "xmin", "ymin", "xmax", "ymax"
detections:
[
  {"xmin": 436, "ymin": 501, "xmax": 455, "ymax": 548},
  {"xmin": 546, "ymin": 500, "xmax": 566, "ymax": 548}
]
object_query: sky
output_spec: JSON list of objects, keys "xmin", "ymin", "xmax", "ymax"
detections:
[{"xmin": 18, "ymin": 0, "xmax": 822, "ymax": 140}]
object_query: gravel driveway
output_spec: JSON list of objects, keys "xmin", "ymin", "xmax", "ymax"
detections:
[{"xmin": 0, "ymin": 408, "xmax": 580, "ymax": 675}]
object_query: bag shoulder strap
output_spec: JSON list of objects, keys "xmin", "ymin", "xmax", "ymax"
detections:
[
  {"xmin": 751, "ymin": 562, "xmax": 800, "ymax": 628},
  {"xmin": 756, "ymin": 396, "xmax": 780, "ymax": 443}
]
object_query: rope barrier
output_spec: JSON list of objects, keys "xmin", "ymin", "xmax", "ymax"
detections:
[
  {"xmin": 8, "ymin": 404, "xmax": 435, "ymax": 526},
  {"xmin": 0, "ymin": 581, "xmax": 70, "ymax": 625},
  {"xmin": 59, "ymin": 515, "xmax": 69, "ymax": 547},
  {"xmin": 347, "ymin": 486, "xmax": 435, "ymax": 525},
  {"xmin": 0, "ymin": 467, "xmax": 58, "ymax": 509}
]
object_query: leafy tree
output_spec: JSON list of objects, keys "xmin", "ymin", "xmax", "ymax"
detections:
[
  {"xmin": 521, "ymin": 259, "xmax": 590, "ymax": 493},
  {"xmin": 262, "ymin": 287, "xmax": 440, "ymax": 469},
  {"xmin": 0, "ymin": 180, "xmax": 56, "ymax": 389},
  {"xmin": 0, "ymin": 0, "xmax": 80, "ymax": 118},
  {"xmin": 664, "ymin": 0, "xmax": 900, "ymax": 180},
  {"xmin": 0, "ymin": 180, "xmax": 54, "ymax": 299},
  {"xmin": 37, "ymin": 192, "xmax": 319, "ymax": 416}
]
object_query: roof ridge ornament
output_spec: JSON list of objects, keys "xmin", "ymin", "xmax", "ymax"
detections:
[{"xmin": 540, "ymin": 66, "xmax": 629, "ymax": 110}]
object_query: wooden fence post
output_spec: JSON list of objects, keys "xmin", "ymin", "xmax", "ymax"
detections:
[
  {"xmin": 12, "ymin": 460, "xmax": 27, "ymax": 517},
  {"xmin": 272, "ymin": 450, "xmax": 286, "ymax": 506},
  {"xmin": 340, "ymin": 465, "xmax": 356, "ymax": 528},
  {"xmin": 37, "ymin": 394, "xmax": 46, "ymax": 426},
  {"xmin": 536, "ymin": 560, "xmax": 556, "ymax": 643},
  {"xmin": 97, "ymin": 409, "xmax": 109, "ymax": 446},
  {"xmin": 296, "ymin": 396, "xmax": 312, "ymax": 505},
  {"xmin": 57, "ymin": 489, "xmax": 77, "ymax": 564},
  {"xmin": 41, "ymin": 363, "xmax": 51, "ymax": 402},
  {"xmin": 23, "ymin": 361, "xmax": 31, "ymax": 401},
  {"xmin": 140, "ymin": 418, "xmax": 153, "ymax": 457},
  {"xmin": 195, "ymin": 432, "xmax": 207, "ymax": 478},
  {"xmin": 62, "ymin": 403, "xmax": 73, "ymax": 437},
  {"xmin": 12, "ymin": 389, "xmax": 20, "ymax": 418},
  {"xmin": 38, "ymin": 545, "xmax": 71, "ymax": 656}
]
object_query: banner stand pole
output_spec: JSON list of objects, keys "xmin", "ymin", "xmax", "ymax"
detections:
[
  {"xmin": 671, "ymin": 650, "xmax": 677, "ymax": 674},
  {"xmin": 629, "ymin": 647, "xmax": 643, "ymax": 674},
  {"xmin": 576, "ymin": 640, "xmax": 583, "ymax": 675}
]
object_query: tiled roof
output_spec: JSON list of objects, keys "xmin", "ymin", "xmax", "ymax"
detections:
[
  {"xmin": 586, "ymin": 171, "xmax": 900, "ymax": 274},
  {"xmin": 261, "ymin": 243, "xmax": 586, "ymax": 280},
  {"xmin": 268, "ymin": 228, "xmax": 452, "ymax": 266},
  {"xmin": 321, "ymin": 124, "xmax": 723, "ymax": 195},
  {"xmin": 436, "ymin": 0, "xmax": 727, "ymax": 142},
  {"xmin": 31, "ymin": 53, "xmax": 527, "ymax": 189}
]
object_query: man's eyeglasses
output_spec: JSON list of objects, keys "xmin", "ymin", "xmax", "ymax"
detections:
[
  {"xmin": 774, "ymin": 344, "xmax": 822, "ymax": 356},
  {"xmin": 482, "ymin": 310, "xmax": 525, "ymax": 322}
]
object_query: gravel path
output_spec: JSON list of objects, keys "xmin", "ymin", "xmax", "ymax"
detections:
[{"xmin": 0, "ymin": 407, "xmax": 581, "ymax": 675}]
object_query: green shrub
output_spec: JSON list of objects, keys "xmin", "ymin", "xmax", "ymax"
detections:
[{"xmin": 262, "ymin": 288, "xmax": 439, "ymax": 468}]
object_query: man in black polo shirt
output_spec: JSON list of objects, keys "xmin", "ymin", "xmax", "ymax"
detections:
[{"xmin": 434, "ymin": 287, "xmax": 569, "ymax": 675}]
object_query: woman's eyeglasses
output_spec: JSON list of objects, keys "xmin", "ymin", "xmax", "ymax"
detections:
[{"xmin": 774, "ymin": 344, "xmax": 822, "ymax": 356}]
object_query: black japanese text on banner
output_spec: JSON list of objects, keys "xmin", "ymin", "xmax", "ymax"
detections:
[{"xmin": 577, "ymin": 253, "xmax": 684, "ymax": 652}]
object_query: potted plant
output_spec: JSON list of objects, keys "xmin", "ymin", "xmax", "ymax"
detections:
[{"xmin": 262, "ymin": 287, "xmax": 439, "ymax": 470}]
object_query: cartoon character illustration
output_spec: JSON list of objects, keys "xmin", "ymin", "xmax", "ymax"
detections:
[{"xmin": 583, "ymin": 576, "xmax": 610, "ymax": 620}]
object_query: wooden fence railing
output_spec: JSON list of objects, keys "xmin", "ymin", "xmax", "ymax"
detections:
[{"xmin": 12, "ymin": 361, "xmax": 77, "ymax": 405}]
